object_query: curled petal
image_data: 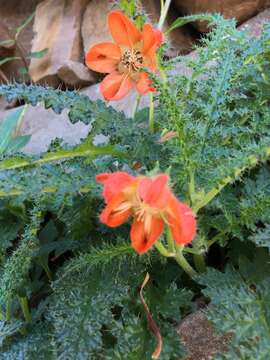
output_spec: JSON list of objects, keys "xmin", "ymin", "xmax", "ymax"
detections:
[
  {"xmin": 138, "ymin": 174, "xmax": 169, "ymax": 208},
  {"xmin": 131, "ymin": 216, "xmax": 164, "ymax": 254},
  {"xmin": 136, "ymin": 72, "xmax": 155, "ymax": 95},
  {"xmin": 100, "ymin": 72, "xmax": 134, "ymax": 101},
  {"xmin": 142, "ymin": 24, "xmax": 162, "ymax": 71},
  {"xmin": 142, "ymin": 23, "xmax": 162, "ymax": 54},
  {"xmin": 167, "ymin": 196, "xmax": 196, "ymax": 245},
  {"xmin": 85, "ymin": 42, "xmax": 121, "ymax": 73},
  {"xmin": 154, "ymin": 29, "xmax": 163, "ymax": 47},
  {"xmin": 96, "ymin": 172, "xmax": 135, "ymax": 203},
  {"xmin": 108, "ymin": 11, "xmax": 141, "ymax": 47},
  {"xmin": 100, "ymin": 193, "xmax": 132, "ymax": 227}
]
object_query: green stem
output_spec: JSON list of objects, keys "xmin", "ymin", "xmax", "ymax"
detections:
[
  {"xmin": 38, "ymin": 258, "xmax": 52, "ymax": 281},
  {"xmin": 193, "ymin": 253, "xmax": 206, "ymax": 273},
  {"xmin": 160, "ymin": 0, "xmax": 164, "ymax": 12},
  {"xmin": 183, "ymin": 247, "xmax": 202, "ymax": 255},
  {"xmin": 133, "ymin": 94, "xmax": 141, "ymax": 118},
  {"xmin": 6, "ymin": 296, "xmax": 12, "ymax": 321},
  {"xmin": 155, "ymin": 240, "xmax": 174, "ymax": 257},
  {"xmin": 188, "ymin": 168, "xmax": 195, "ymax": 205},
  {"xmin": 167, "ymin": 228, "xmax": 175, "ymax": 253},
  {"xmin": 175, "ymin": 245, "xmax": 196, "ymax": 277},
  {"xmin": 158, "ymin": 0, "xmax": 172, "ymax": 30},
  {"xmin": 18, "ymin": 296, "xmax": 32, "ymax": 323},
  {"xmin": 193, "ymin": 147, "xmax": 270, "ymax": 213},
  {"xmin": 149, "ymin": 92, "xmax": 154, "ymax": 133}
]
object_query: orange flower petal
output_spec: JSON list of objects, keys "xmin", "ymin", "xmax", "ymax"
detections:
[
  {"xmin": 154, "ymin": 28, "xmax": 163, "ymax": 47},
  {"xmin": 131, "ymin": 216, "xmax": 164, "ymax": 254},
  {"xmin": 100, "ymin": 72, "xmax": 134, "ymax": 101},
  {"xmin": 85, "ymin": 42, "xmax": 121, "ymax": 73},
  {"xmin": 136, "ymin": 72, "xmax": 155, "ymax": 95},
  {"xmin": 138, "ymin": 174, "xmax": 169, "ymax": 208},
  {"xmin": 96, "ymin": 172, "xmax": 135, "ymax": 203},
  {"xmin": 108, "ymin": 11, "xmax": 141, "ymax": 47},
  {"xmin": 142, "ymin": 23, "xmax": 158, "ymax": 54},
  {"xmin": 142, "ymin": 24, "xmax": 162, "ymax": 71},
  {"xmin": 167, "ymin": 196, "xmax": 196, "ymax": 245},
  {"xmin": 100, "ymin": 193, "xmax": 132, "ymax": 227}
]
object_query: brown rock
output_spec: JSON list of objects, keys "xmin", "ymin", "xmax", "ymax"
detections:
[
  {"xmin": 141, "ymin": 0, "xmax": 197, "ymax": 56},
  {"xmin": 81, "ymin": 0, "xmax": 112, "ymax": 56},
  {"xmin": 239, "ymin": 8, "xmax": 270, "ymax": 37},
  {"xmin": 174, "ymin": 0, "xmax": 270, "ymax": 32},
  {"xmin": 81, "ymin": 0, "xmax": 196, "ymax": 64},
  {"xmin": 0, "ymin": 1, "xmax": 39, "ymax": 82},
  {"xmin": 29, "ymin": 0, "xmax": 95, "ymax": 87},
  {"xmin": 177, "ymin": 310, "xmax": 230, "ymax": 360},
  {"xmin": 58, "ymin": 60, "xmax": 94, "ymax": 87}
]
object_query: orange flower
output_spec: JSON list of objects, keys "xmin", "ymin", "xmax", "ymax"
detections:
[
  {"xmin": 96, "ymin": 172, "xmax": 196, "ymax": 254},
  {"xmin": 85, "ymin": 11, "xmax": 163, "ymax": 101}
]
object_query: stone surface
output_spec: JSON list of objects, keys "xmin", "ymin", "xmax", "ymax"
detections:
[
  {"xmin": 174, "ymin": 0, "xmax": 270, "ymax": 32},
  {"xmin": 81, "ymin": 0, "xmax": 112, "ymax": 56},
  {"xmin": 81, "ymin": 0, "xmax": 197, "ymax": 63},
  {"xmin": 239, "ymin": 8, "xmax": 270, "ymax": 36},
  {"xmin": 177, "ymin": 310, "xmax": 230, "ymax": 360},
  {"xmin": 0, "ymin": 1, "xmax": 40, "ymax": 82},
  {"xmin": 29, "ymin": 0, "xmax": 94, "ymax": 87},
  {"xmin": 0, "ymin": 105, "xmax": 91, "ymax": 155},
  {"xmin": 0, "ymin": 82, "xmax": 149, "ymax": 154},
  {"xmin": 81, "ymin": 83, "xmax": 149, "ymax": 119},
  {"xmin": 141, "ymin": 0, "xmax": 197, "ymax": 56}
]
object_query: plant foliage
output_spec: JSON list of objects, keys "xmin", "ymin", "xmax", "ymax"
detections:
[{"xmin": 0, "ymin": 11, "xmax": 269, "ymax": 359}]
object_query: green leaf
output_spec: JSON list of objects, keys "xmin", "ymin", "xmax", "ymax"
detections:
[
  {"xmin": 0, "ymin": 107, "xmax": 27, "ymax": 155},
  {"xmin": 1, "ymin": 323, "xmax": 56, "ymax": 360},
  {"xmin": 18, "ymin": 67, "xmax": 29, "ymax": 75},
  {"xmin": 249, "ymin": 224, "xmax": 270, "ymax": 251},
  {"xmin": 196, "ymin": 255, "xmax": 270, "ymax": 359},
  {"xmin": 49, "ymin": 267, "xmax": 129, "ymax": 359},
  {"xmin": 166, "ymin": 13, "xmax": 220, "ymax": 33},
  {"xmin": 15, "ymin": 12, "xmax": 35, "ymax": 38},
  {"xmin": 28, "ymin": 48, "xmax": 48, "ymax": 59},
  {"xmin": 0, "ymin": 57, "xmax": 21, "ymax": 67},
  {"xmin": 5, "ymin": 135, "xmax": 31, "ymax": 154},
  {"xmin": 0, "ymin": 319, "xmax": 24, "ymax": 347},
  {"xmin": 0, "ymin": 40, "xmax": 15, "ymax": 48},
  {"xmin": 0, "ymin": 141, "xmax": 124, "ymax": 172}
]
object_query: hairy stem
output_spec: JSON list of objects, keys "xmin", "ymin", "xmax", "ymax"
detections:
[
  {"xmin": 166, "ymin": 228, "xmax": 175, "ymax": 253},
  {"xmin": 175, "ymin": 245, "xmax": 196, "ymax": 277},
  {"xmin": 18, "ymin": 296, "xmax": 32, "ymax": 323},
  {"xmin": 158, "ymin": 0, "xmax": 172, "ymax": 30},
  {"xmin": 193, "ymin": 253, "xmax": 206, "ymax": 273},
  {"xmin": 149, "ymin": 92, "xmax": 155, "ymax": 133},
  {"xmin": 6, "ymin": 296, "xmax": 12, "ymax": 321},
  {"xmin": 133, "ymin": 94, "xmax": 141, "ymax": 118},
  {"xmin": 155, "ymin": 240, "xmax": 174, "ymax": 257}
]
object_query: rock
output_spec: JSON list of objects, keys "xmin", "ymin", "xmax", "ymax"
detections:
[
  {"xmin": 0, "ymin": 1, "xmax": 39, "ymax": 82},
  {"xmin": 239, "ymin": 8, "xmax": 270, "ymax": 37},
  {"xmin": 0, "ymin": 105, "xmax": 91, "ymax": 155},
  {"xmin": 81, "ymin": 0, "xmax": 197, "ymax": 64},
  {"xmin": 29, "ymin": 0, "xmax": 95, "ymax": 88},
  {"xmin": 81, "ymin": 0, "xmax": 113, "ymax": 57},
  {"xmin": 141, "ymin": 0, "xmax": 197, "ymax": 56},
  {"xmin": 177, "ymin": 310, "xmax": 231, "ymax": 360},
  {"xmin": 58, "ymin": 60, "xmax": 94, "ymax": 87},
  {"xmin": 173, "ymin": 0, "xmax": 270, "ymax": 32},
  {"xmin": 81, "ymin": 83, "xmax": 149, "ymax": 118},
  {"xmin": 0, "ymin": 82, "xmax": 148, "ymax": 154}
]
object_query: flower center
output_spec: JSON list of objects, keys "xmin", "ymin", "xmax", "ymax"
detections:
[{"xmin": 120, "ymin": 48, "xmax": 144, "ymax": 73}]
